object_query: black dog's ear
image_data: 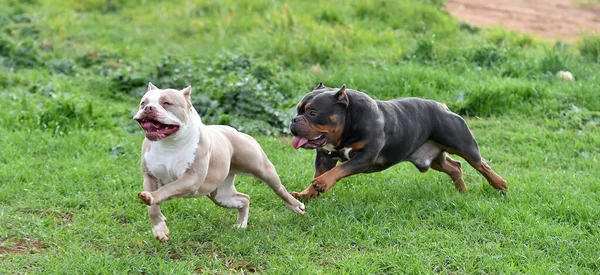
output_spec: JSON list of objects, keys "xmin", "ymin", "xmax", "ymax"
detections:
[
  {"xmin": 314, "ymin": 82, "xmax": 326, "ymax": 90},
  {"xmin": 334, "ymin": 84, "xmax": 348, "ymax": 107}
]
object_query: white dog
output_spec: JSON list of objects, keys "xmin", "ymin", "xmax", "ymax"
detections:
[{"xmin": 133, "ymin": 83, "xmax": 306, "ymax": 242}]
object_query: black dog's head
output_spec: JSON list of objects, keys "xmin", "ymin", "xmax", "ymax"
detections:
[{"xmin": 289, "ymin": 83, "xmax": 349, "ymax": 149}]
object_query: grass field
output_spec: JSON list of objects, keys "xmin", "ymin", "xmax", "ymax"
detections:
[{"xmin": 1, "ymin": 0, "xmax": 599, "ymax": 274}]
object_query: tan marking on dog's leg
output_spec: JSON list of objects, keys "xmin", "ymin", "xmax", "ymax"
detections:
[
  {"xmin": 430, "ymin": 153, "xmax": 466, "ymax": 191},
  {"xmin": 290, "ymin": 185, "xmax": 321, "ymax": 201},
  {"xmin": 311, "ymin": 165, "xmax": 349, "ymax": 193},
  {"xmin": 430, "ymin": 142, "xmax": 507, "ymax": 191},
  {"xmin": 209, "ymin": 175, "xmax": 250, "ymax": 228},
  {"xmin": 472, "ymin": 159, "xmax": 508, "ymax": 191}
]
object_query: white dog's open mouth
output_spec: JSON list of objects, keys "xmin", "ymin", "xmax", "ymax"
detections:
[
  {"xmin": 136, "ymin": 119, "xmax": 180, "ymax": 141},
  {"xmin": 292, "ymin": 134, "xmax": 327, "ymax": 149}
]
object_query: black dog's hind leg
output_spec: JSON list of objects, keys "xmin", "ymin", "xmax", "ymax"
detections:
[
  {"xmin": 431, "ymin": 113, "xmax": 508, "ymax": 191},
  {"xmin": 430, "ymin": 152, "xmax": 467, "ymax": 191}
]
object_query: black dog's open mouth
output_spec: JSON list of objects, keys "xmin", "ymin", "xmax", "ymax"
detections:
[
  {"xmin": 136, "ymin": 119, "xmax": 180, "ymax": 141},
  {"xmin": 292, "ymin": 134, "xmax": 328, "ymax": 149}
]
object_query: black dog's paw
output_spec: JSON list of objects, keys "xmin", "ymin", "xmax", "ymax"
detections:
[{"xmin": 290, "ymin": 191, "xmax": 319, "ymax": 201}]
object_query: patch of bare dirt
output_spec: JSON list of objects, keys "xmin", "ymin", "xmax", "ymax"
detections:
[
  {"xmin": 0, "ymin": 237, "xmax": 45, "ymax": 256},
  {"xmin": 447, "ymin": 0, "xmax": 600, "ymax": 42}
]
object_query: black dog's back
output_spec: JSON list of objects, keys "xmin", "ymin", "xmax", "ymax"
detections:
[
  {"xmin": 373, "ymin": 97, "xmax": 481, "ymax": 166},
  {"xmin": 376, "ymin": 98, "xmax": 443, "ymax": 160}
]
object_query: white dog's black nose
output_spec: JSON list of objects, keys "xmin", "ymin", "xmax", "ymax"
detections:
[{"xmin": 144, "ymin": 105, "xmax": 155, "ymax": 111}]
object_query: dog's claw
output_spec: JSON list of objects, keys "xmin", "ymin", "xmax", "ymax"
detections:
[
  {"xmin": 156, "ymin": 235, "xmax": 169, "ymax": 243},
  {"xmin": 152, "ymin": 221, "xmax": 170, "ymax": 242},
  {"xmin": 290, "ymin": 191, "xmax": 319, "ymax": 201},
  {"xmin": 286, "ymin": 202, "xmax": 307, "ymax": 216},
  {"xmin": 233, "ymin": 223, "xmax": 248, "ymax": 229},
  {"xmin": 138, "ymin": 191, "xmax": 154, "ymax": 205},
  {"xmin": 312, "ymin": 184, "xmax": 325, "ymax": 193},
  {"xmin": 311, "ymin": 178, "xmax": 330, "ymax": 193}
]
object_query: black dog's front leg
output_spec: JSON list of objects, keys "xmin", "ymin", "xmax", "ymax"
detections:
[
  {"xmin": 314, "ymin": 148, "xmax": 338, "ymax": 178},
  {"xmin": 291, "ymin": 149, "xmax": 338, "ymax": 200},
  {"xmin": 310, "ymin": 149, "xmax": 376, "ymax": 193}
]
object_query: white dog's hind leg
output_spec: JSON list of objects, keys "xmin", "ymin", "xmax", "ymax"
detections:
[
  {"xmin": 209, "ymin": 175, "xmax": 250, "ymax": 229},
  {"xmin": 252, "ymin": 160, "xmax": 306, "ymax": 216}
]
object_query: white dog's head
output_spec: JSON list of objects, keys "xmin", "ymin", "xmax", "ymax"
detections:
[{"xmin": 133, "ymin": 83, "xmax": 194, "ymax": 141}]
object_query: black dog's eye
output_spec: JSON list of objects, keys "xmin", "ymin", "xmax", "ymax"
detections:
[{"xmin": 309, "ymin": 111, "xmax": 317, "ymax": 117}]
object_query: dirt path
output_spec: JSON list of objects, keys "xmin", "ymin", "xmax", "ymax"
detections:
[{"xmin": 446, "ymin": 0, "xmax": 600, "ymax": 42}]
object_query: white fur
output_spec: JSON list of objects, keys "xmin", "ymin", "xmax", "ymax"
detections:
[
  {"xmin": 322, "ymin": 144, "xmax": 352, "ymax": 160},
  {"xmin": 133, "ymin": 90, "xmax": 184, "ymax": 126},
  {"xmin": 340, "ymin": 147, "xmax": 352, "ymax": 159},
  {"xmin": 152, "ymin": 220, "xmax": 169, "ymax": 241},
  {"xmin": 322, "ymin": 143, "xmax": 336, "ymax": 152},
  {"xmin": 144, "ymin": 108, "xmax": 202, "ymax": 185}
]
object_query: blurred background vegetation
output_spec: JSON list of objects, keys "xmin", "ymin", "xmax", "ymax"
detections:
[{"xmin": 1, "ymin": 0, "xmax": 598, "ymax": 136}]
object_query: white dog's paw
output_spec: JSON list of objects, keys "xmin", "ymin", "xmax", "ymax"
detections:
[
  {"xmin": 286, "ymin": 202, "xmax": 306, "ymax": 216},
  {"xmin": 233, "ymin": 222, "xmax": 248, "ymax": 229},
  {"xmin": 138, "ymin": 191, "xmax": 154, "ymax": 205},
  {"xmin": 152, "ymin": 221, "xmax": 170, "ymax": 242}
]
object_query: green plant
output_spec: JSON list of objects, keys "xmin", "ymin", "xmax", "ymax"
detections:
[
  {"xmin": 577, "ymin": 35, "xmax": 600, "ymax": 62},
  {"xmin": 466, "ymin": 44, "xmax": 506, "ymax": 67}
]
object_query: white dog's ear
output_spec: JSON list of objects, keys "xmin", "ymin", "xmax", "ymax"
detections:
[
  {"xmin": 182, "ymin": 86, "xmax": 192, "ymax": 102},
  {"xmin": 148, "ymin": 82, "xmax": 158, "ymax": 91}
]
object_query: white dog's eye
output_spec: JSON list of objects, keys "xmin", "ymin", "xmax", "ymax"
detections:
[{"xmin": 162, "ymin": 102, "xmax": 172, "ymax": 106}]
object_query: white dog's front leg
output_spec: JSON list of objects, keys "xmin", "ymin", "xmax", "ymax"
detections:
[
  {"xmin": 140, "ymin": 173, "xmax": 170, "ymax": 242},
  {"xmin": 139, "ymin": 169, "xmax": 208, "ymax": 205},
  {"xmin": 148, "ymin": 205, "xmax": 169, "ymax": 242}
]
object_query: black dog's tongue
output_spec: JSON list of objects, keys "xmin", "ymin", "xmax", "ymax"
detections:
[{"xmin": 292, "ymin": 136, "xmax": 309, "ymax": 149}]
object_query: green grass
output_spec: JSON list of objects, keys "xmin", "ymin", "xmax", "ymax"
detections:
[{"xmin": 1, "ymin": 0, "xmax": 599, "ymax": 274}]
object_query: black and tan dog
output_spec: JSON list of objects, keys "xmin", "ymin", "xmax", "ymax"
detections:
[{"xmin": 289, "ymin": 83, "xmax": 507, "ymax": 200}]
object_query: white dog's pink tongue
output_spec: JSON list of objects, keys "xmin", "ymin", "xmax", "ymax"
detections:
[
  {"xmin": 142, "ymin": 121, "xmax": 160, "ymax": 132},
  {"xmin": 292, "ymin": 136, "xmax": 309, "ymax": 149},
  {"xmin": 142, "ymin": 121, "xmax": 154, "ymax": 129}
]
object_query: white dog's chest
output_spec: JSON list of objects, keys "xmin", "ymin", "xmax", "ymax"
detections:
[{"xmin": 144, "ymin": 142, "xmax": 197, "ymax": 185}]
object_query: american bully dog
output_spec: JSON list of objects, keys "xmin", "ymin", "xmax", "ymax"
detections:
[
  {"xmin": 289, "ymin": 83, "xmax": 507, "ymax": 200},
  {"xmin": 133, "ymin": 83, "xmax": 305, "ymax": 242}
]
